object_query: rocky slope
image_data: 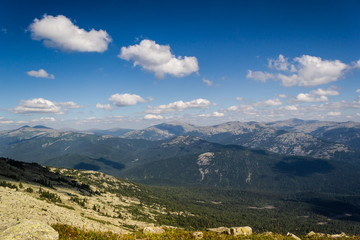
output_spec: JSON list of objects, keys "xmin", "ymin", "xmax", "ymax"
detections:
[{"xmin": 0, "ymin": 158, "xmax": 179, "ymax": 234}]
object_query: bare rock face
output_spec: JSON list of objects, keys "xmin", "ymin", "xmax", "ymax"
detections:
[
  {"xmin": 287, "ymin": 232, "xmax": 301, "ymax": 240},
  {"xmin": 230, "ymin": 226, "xmax": 252, "ymax": 236},
  {"xmin": 143, "ymin": 226, "xmax": 165, "ymax": 234},
  {"xmin": 192, "ymin": 231, "xmax": 203, "ymax": 239},
  {"xmin": 207, "ymin": 227, "xmax": 230, "ymax": 234},
  {"xmin": 0, "ymin": 220, "xmax": 59, "ymax": 240}
]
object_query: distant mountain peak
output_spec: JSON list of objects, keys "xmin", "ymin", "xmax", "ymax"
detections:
[
  {"xmin": 161, "ymin": 135, "xmax": 202, "ymax": 147},
  {"xmin": 33, "ymin": 125, "xmax": 52, "ymax": 129}
]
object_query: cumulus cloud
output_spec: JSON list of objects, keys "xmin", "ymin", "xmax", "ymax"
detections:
[
  {"xmin": 96, "ymin": 103, "xmax": 112, "ymax": 111},
  {"xmin": 246, "ymin": 70, "xmax": 274, "ymax": 82},
  {"xmin": 118, "ymin": 39, "xmax": 199, "ymax": 78},
  {"xmin": 26, "ymin": 69, "xmax": 54, "ymax": 79},
  {"xmin": 263, "ymin": 98, "xmax": 282, "ymax": 107},
  {"xmin": 144, "ymin": 114, "xmax": 164, "ymax": 120},
  {"xmin": 236, "ymin": 97, "xmax": 243, "ymax": 101},
  {"xmin": 354, "ymin": 60, "xmax": 360, "ymax": 68},
  {"xmin": 13, "ymin": 98, "xmax": 63, "ymax": 114},
  {"xmin": 284, "ymin": 105, "xmax": 298, "ymax": 111},
  {"xmin": 199, "ymin": 111, "xmax": 224, "ymax": 117},
  {"xmin": 294, "ymin": 88, "xmax": 339, "ymax": 103},
  {"xmin": 311, "ymin": 88, "xmax": 339, "ymax": 96},
  {"xmin": 109, "ymin": 93, "xmax": 146, "ymax": 107},
  {"xmin": 226, "ymin": 104, "xmax": 254, "ymax": 112},
  {"xmin": 12, "ymin": 98, "xmax": 81, "ymax": 114},
  {"xmin": 0, "ymin": 117, "xmax": 15, "ymax": 124},
  {"xmin": 327, "ymin": 111, "xmax": 341, "ymax": 116},
  {"xmin": 32, "ymin": 117, "xmax": 56, "ymax": 122},
  {"xmin": 29, "ymin": 14, "xmax": 111, "ymax": 52},
  {"xmin": 249, "ymin": 54, "xmax": 349, "ymax": 87},
  {"xmin": 57, "ymin": 101, "xmax": 81, "ymax": 109},
  {"xmin": 356, "ymin": 89, "xmax": 360, "ymax": 93},
  {"xmin": 146, "ymin": 98, "xmax": 213, "ymax": 114},
  {"xmin": 278, "ymin": 55, "xmax": 347, "ymax": 87},
  {"xmin": 202, "ymin": 78, "xmax": 213, "ymax": 86},
  {"xmin": 295, "ymin": 93, "xmax": 328, "ymax": 103},
  {"xmin": 268, "ymin": 54, "xmax": 290, "ymax": 71}
]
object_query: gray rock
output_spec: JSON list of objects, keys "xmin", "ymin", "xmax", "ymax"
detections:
[
  {"xmin": 0, "ymin": 220, "xmax": 59, "ymax": 240},
  {"xmin": 327, "ymin": 232, "xmax": 349, "ymax": 238},
  {"xmin": 192, "ymin": 231, "xmax": 203, "ymax": 239},
  {"xmin": 143, "ymin": 226, "xmax": 165, "ymax": 234},
  {"xmin": 207, "ymin": 227, "xmax": 230, "ymax": 234},
  {"xmin": 287, "ymin": 232, "xmax": 301, "ymax": 240},
  {"xmin": 230, "ymin": 226, "xmax": 252, "ymax": 236}
]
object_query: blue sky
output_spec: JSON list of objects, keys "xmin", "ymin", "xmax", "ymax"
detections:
[{"xmin": 1, "ymin": 0, "xmax": 360, "ymax": 130}]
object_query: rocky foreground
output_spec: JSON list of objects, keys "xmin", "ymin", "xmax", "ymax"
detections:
[{"xmin": 0, "ymin": 220, "xmax": 358, "ymax": 239}]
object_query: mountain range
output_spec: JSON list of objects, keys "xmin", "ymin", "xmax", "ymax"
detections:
[{"xmin": 1, "ymin": 119, "xmax": 360, "ymax": 194}]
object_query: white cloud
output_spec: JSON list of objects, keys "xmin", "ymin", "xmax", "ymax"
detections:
[
  {"xmin": 146, "ymin": 98, "xmax": 213, "ymax": 114},
  {"xmin": 226, "ymin": 104, "xmax": 254, "ymax": 112},
  {"xmin": 278, "ymin": 94, "xmax": 287, "ymax": 98},
  {"xmin": 29, "ymin": 14, "xmax": 111, "ymax": 52},
  {"xmin": 250, "ymin": 54, "xmax": 349, "ymax": 87},
  {"xmin": 284, "ymin": 105, "xmax": 298, "ymax": 111},
  {"xmin": 13, "ymin": 98, "xmax": 63, "ymax": 114},
  {"xmin": 26, "ymin": 69, "xmax": 54, "ymax": 79},
  {"xmin": 263, "ymin": 98, "xmax": 282, "ymax": 106},
  {"xmin": 96, "ymin": 103, "xmax": 112, "ymax": 111},
  {"xmin": 32, "ymin": 117, "xmax": 56, "ymax": 122},
  {"xmin": 236, "ymin": 97, "xmax": 243, "ymax": 101},
  {"xmin": 268, "ymin": 54, "xmax": 289, "ymax": 71},
  {"xmin": 118, "ymin": 39, "xmax": 198, "ymax": 78},
  {"xmin": 356, "ymin": 89, "xmax": 360, "ymax": 93},
  {"xmin": 295, "ymin": 93, "xmax": 328, "ymax": 103},
  {"xmin": 279, "ymin": 55, "xmax": 347, "ymax": 87},
  {"xmin": 202, "ymin": 78, "xmax": 213, "ymax": 86},
  {"xmin": 0, "ymin": 117, "xmax": 14, "ymax": 124},
  {"xmin": 354, "ymin": 60, "xmax": 360, "ymax": 68},
  {"xmin": 311, "ymin": 88, "xmax": 339, "ymax": 96},
  {"xmin": 327, "ymin": 111, "xmax": 341, "ymax": 116},
  {"xmin": 246, "ymin": 70, "xmax": 274, "ymax": 82},
  {"xmin": 57, "ymin": 101, "xmax": 81, "ymax": 109},
  {"xmin": 199, "ymin": 111, "xmax": 224, "ymax": 118},
  {"xmin": 144, "ymin": 114, "xmax": 164, "ymax": 120},
  {"xmin": 294, "ymin": 88, "xmax": 339, "ymax": 103},
  {"xmin": 109, "ymin": 93, "xmax": 146, "ymax": 107}
]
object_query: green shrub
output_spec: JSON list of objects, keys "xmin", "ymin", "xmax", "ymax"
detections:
[
  {"xmin": 25, "ymin": 187, "xmax": 34, "ymax": 193},
  {"xmin": 39, "ymin": 190, "xmax": 62, "ymax": 203},
  {"xmin": 70, "ymin": 196, "xmax": 87, "ymax": 207},
  {"xmin": 0, "ymin": 181, "xmax": 18, "ymax": 190}
]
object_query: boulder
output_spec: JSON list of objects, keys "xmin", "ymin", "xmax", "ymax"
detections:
[
  {"xmin": 307, "ymin": 231, "xmax": 325, "ymax": 237},
  {"xmin": 143, "ymin": 226, "xmax": 165, "ymax": 234},
  {"xmin": 327, "ymin": 232, "xmax": 349, "ymax": 238},
  {"xmin": 230, "ymin": 226, "xmax": 252, "ymax": 236},
  {"xmin": 0, "ymin": 220, "xmax": 59, "ymax": 240},
  {"xmin": 207, "ymin": 227, "xmax": 230, "ymax": 234},
  {"xmin": 192, "ymin": 231, "xmax": 203, "ymax": 239},
  {"xmin": 287, "ymin": 232, "xmax": 301, "ymax": 240}
]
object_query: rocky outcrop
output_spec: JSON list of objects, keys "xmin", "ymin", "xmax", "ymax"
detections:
[
  {"xmin": 207, "ymin": 227, "xmax": 231, "ymax": 234},
  {"xmin": 0, "ymin": 220, "xmax": 59, "ymax": 240},
  {"xmin": 307, "ymin": 231, "xmax": 325, "ymax": 237},
  {"xmin": 230, "ymin": 226, "xmax": 252, "ymax": 236},
  {"xmin": 207, "ymin": 226, "xmax": 253, "ymax": 236},
  {"xmin": 192, "ymin": 231, "xmax": 203, "ymax": 239},
  {"xmin": 143, "ymin": 226, "xmax": 165, "ymax": 234},
  {"xmin": 287, "ymin": 232, "xmax": 301, "ymax": 240},
  {"xmin": 327, "ymin": 232, "xmax": 349, "ymax": 238}
]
